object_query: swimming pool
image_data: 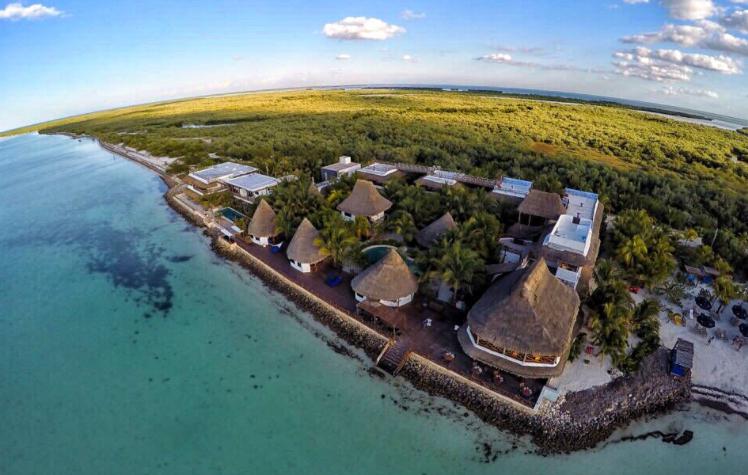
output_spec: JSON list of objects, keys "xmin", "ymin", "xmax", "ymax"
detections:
[
  {"xmin": 361, "ymin": 245, "xmax": 420, "ymax": 273},
  {"xmin": 221, "ymin": 207, "xmax": 246, "ymax": 223}
]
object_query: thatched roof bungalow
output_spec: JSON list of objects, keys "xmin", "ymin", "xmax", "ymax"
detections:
[
  {"xmin": 337, "ymin": 179, "xmax": 393, "ymax": 222},
  {"xmin": 247, "ymin": 199, "xmax": 281, "ymax": 247},
  {"xmin": 517, "ymin": 190, "xmax": 565, "ymax": 224},
  {"xmin": 351, "ymin": 249, "xmax": 418, "ymax": 307},
  {"xmin": 416, "ymin": 212, "xmax": 457, "ymax": 248},
  {"xmin": 286, "ymin": 218, "xmax": 327, "ymax": 273},
  {"xmin": 458, "ymin": 258, "xmax": 580, "ymax": 378}
]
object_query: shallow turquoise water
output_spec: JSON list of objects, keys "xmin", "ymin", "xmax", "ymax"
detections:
[{"xmin": 1, "ymin": 134, "xmax": 746, "ymax": 474}]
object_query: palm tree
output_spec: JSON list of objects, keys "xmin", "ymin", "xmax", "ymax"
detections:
[
  {"xmin": 351, "ymin": 215, "xmax": 371, "ymax": 240},
  {"xmin": 314, "ymin": 215, "xmax": 358, "ymax": 268},
  {"xmin": 459, "ymin": 211, "xmax": 502, "ymax": 261},
  {"xmin": 713, "ymin": 275, "xmax": 737, "ymax": 313},
  {"xmin": 424, "ymin": 237, "xmax": 484, "ymax": 303},
  {"xmin": 270, "ymin": 175, "xmax": 323, "ymax": 237},
  {"xmin": 617, "ymin": 235, "xmax": 648, "ymax": 269},
  {"xmin": 588, "ymin": 302, "xmax": 632, "ymax": 368},
  {"xmin": 386, "ymin": 210, "xmax": 418, "ymax": 243}
]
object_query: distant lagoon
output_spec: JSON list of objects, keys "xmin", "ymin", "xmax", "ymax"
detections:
[{"xmin": 1, "ymin": 133, "xmax": 747, "ymax": 474}]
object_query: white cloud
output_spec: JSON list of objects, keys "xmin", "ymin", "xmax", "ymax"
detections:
[
  {"xmin": 662, "ymin": 0, "xmax": 716, "ymax": 20},
  {"xmin": 720, "ymin": 9, "xmax": 748, "ymax": 34},
  {"xmin": 642, "ymin": 46, "xmax": 740, "ymax": 73},
  {"xmin": 492, "ymin": 45, "xmax": 544, "ymax": 54},
  {"xmin": 660, "ymin": 85, "xmax": 719, "ymax": 98},
  {"xmin": 613, "ymin": 51, "xmax": 693, "ymax": 81},
  {"xmin": 613, "ymin": 46, "xmax": 742, "ymax": 81},
  {"xmin": 478, "ymin": 53, "xmax": 514, "ymax": 63},
  {"xmin": 401, "ymin": 9, "xmax": 425, "ymax": 20},
  {"xmin": 322, "ymin": 17, "xmax": 405, "ymax": 40},
  {"xmin": 402, "ymin": 54, "xmax": 416, "ymax": 62},
  {"xmin": 623, "ymin": 20, "xmax": 748, "ymax": 56},
  {"xmin": 335, "ymin": 53, "xmax": 351, "ymax": 61},
  {"xmin": 0, "ymin": 2, "xmax": 61, "ymax": 20},
  {"xmin": 476, "ymin": 53, "xmax": 608, "ymax": 74},
  {"xmin": 623, "ymin": 0, "xmax": 650, "ymax": 4}
]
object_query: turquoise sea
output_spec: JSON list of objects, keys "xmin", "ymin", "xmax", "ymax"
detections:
[{"xmin": 1, "ymin": 133, "xmax": 746, "ymax": 475}]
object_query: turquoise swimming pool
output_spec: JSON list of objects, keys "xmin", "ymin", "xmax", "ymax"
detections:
[
  {"xmin": 361, "ymin": 245, "xmax": 419, "ymax": 273},
  {"xmin": 221, "ymin": 207, "xmax": 246, "ymax": 223}
]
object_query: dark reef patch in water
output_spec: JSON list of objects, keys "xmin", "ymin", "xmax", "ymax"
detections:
[
  {"xmin": 83, "ymin": 225, "xmax": 174, "ymax": 315},
  {"xmin": 167, "ymin": 254, "xmax": 194, "ymax": 263}
]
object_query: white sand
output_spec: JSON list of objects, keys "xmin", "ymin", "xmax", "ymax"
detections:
[
  {"xmin": 552, "ymin": 281, "xmax": 746, "ymax": 400},
  {"xmin": 640, "ymin": 283, "xmax": 748, "ymax": 395}
]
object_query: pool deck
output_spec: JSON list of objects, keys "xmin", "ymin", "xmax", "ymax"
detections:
[{"xmin": 234, "ymin": 235, "xmax": 544, "ymax": 407}]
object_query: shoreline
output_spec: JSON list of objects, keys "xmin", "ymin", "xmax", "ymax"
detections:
[{"xmin": 61, "ymin": 132, "xmax": 700, "ymax": 453}]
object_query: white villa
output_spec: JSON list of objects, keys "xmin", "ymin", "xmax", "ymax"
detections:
[
  {"xmin": 184, "ymin": 162, "xmax": 256, "ymax": 197},
  {"xmin": 415, "ymin": 170, "xmax": 460, "ymax": 191},
  {"xmin": 541, "ymin": 188, "xmax": 603, "ymax": 289},
  {"xmin": 491, "ymin": 177, "xmax": 533, "ymax": 202},
  {"xmin": 356, "ymin": 162, "xmax": 401, "ymax": 185},
  {"xmin": 224, "ymin": 173, "xmax": 279, "ymax": 204},
  {"xmin": 321, "ymin": 156, "xmax": 361, "ymax": 181}
]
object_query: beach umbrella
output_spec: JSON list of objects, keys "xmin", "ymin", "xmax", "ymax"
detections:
[
  {"xmin": 732, "ymin": 305, "xmax": 747, "ymax": 320},
  {"xmin": 697, "ymin": 313, "xmax": 715, "ymax": 328},
  {"xmin": 695, "ymin": 296, "xmax": 712, "ymax": 311}
]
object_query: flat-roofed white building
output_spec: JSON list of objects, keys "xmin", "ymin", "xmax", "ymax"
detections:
[
  {"xmin": 541, "ymin": 188, "xmax": 602, "ymax": 289},
  {"xmin": 491, "ymin": 177, "xmax": 533, "ymax": 202},
  {"xmin": 415, "ymin": 170, "xmax": 460, "ymax": 191},
  {"xmin": 184, "ymin": 162, "xmax": 256, "ymax": 198},
  {"xmin": 321, "ymin": 156, "xmax": 361, "ymax": 181},
  {"xmin": 224, "ymin": 173, "xmax": 279, "ymax": 204},
  {"xmin": 356, "ymin": 162, "xmax": 402, "ymax": 185}
]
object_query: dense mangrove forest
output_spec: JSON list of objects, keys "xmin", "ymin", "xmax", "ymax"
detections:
[{"xmin": 7, "ymin": 88, "xmax": 748, "ymax": 272}]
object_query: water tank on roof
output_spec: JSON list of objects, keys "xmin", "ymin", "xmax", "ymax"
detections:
[{"xmin": 339, "ymin": 155, "xmax": 352, "ymax": 164}]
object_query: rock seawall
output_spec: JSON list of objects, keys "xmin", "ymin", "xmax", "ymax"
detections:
[
  {"xmin": 163, "ymin": 180, "xmax": 691, "ymax": 453},
  {"xmin": 92, "ymin": 134, "xmax": 692, "ymax": 454}
]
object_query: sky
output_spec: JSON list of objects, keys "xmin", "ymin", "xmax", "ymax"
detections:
[{"xmin": 1, "ymin": 0, "xmax": 748, "ymax": 131}]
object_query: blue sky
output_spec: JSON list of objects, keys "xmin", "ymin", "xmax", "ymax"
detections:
[{"xmin": 1, "ymin": 0, "xmax": 748, "ymax": 131}]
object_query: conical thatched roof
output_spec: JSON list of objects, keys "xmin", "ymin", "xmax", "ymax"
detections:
[
  {"xmin": 247, "ymin": 199, "xmax": 278, "ymax": 237},
  {"xmin": 337, "ymin": 180, "xmax": 392, "ymax": 217},
  {"xmin": 467, "ymin": 258, "xmax": 580, "ymax": 355},
  {"xmin": 416, "ymin": 212, "xmax": 457, "ymax": 248},
  {"xmin": 517, "ymin": 190, "xmax": 565, "ymax": 220},
  {"xmin": 351, "ymin": 249, "xmax": 418, "ymax": 301},
  {"xmin": 286, "ymin": 218, "xmax": 326, "ymax": 264}
]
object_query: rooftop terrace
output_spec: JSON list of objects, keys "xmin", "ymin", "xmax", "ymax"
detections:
[
  {"xmin": 493, "ymin": 177, "xmax": 533, "ymax": 199},
  {"xmin": 544, "ymin": 215, "xmax": 594, "ymax": 255},
  {"xmin": 225, "ymin": 173, "xmax": 279, "ymax": 192},
  {"xmin": 189, "ymin": 162, "xmax": 256, "ymax": 184},
  {"xmin": 359, "ymin": 162, "xmax": 399, "ymax": 177}
]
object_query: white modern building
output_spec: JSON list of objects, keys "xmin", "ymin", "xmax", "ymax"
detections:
[{"xmin": 224, "ymin": 173, "xmax": 279, "ymax": 204}]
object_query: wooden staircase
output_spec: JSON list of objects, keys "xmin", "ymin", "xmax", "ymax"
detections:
[{"xmin": 375, "ymin": 339, "xmax": 412, "ymax": 375}]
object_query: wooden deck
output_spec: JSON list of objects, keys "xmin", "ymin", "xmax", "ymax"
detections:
[{"xmin": 234, "ymin": 235, "xmax": 544, "ymax": 408}]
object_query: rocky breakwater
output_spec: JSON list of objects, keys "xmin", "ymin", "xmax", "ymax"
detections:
[
  {"xmin": 211, "ymin": 238, "xmax": 389, "ymax": 362},
  {"xmin": 400, "ymin": 347, "xmax": 691, "ymax": 454}
]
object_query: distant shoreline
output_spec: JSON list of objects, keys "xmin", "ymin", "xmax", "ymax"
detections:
[{"xmin": 7, "ymin": 84, "xmax": 747, "ymax": 136}]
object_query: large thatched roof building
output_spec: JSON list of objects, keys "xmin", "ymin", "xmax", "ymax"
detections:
[
  {"xmin": 351, "ymin": 249, "xmax": 418, "ymax": 307},
  {"xmin": 416, "ymin": 212, "xmax": 457, "ymax": 248},
  {"xmin": 247, "ymin": 199, "xmax": 280, "ymax": 246},
  {"xmin": 286, "ymin": 218, "xmax": 327, "ymax": 273},
  {"xmin": 337, "ymin": 180, "xmax": 392, "ymax": 222},
  {"xmin": 458, "ymin": 258, "xmax": 580, "ymax": 378}
]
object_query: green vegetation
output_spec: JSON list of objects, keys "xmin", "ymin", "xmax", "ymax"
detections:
[
  {"xmin": 608, "ymin": 209, "xmax": 676, "ymax": 287},
  {"xmin": 587, "ymin": 260, "xmax": 661, "ymax": 373},
  {"xmin": 6, "ymin": 88, "xmax": 747, "ymax": 271}
]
